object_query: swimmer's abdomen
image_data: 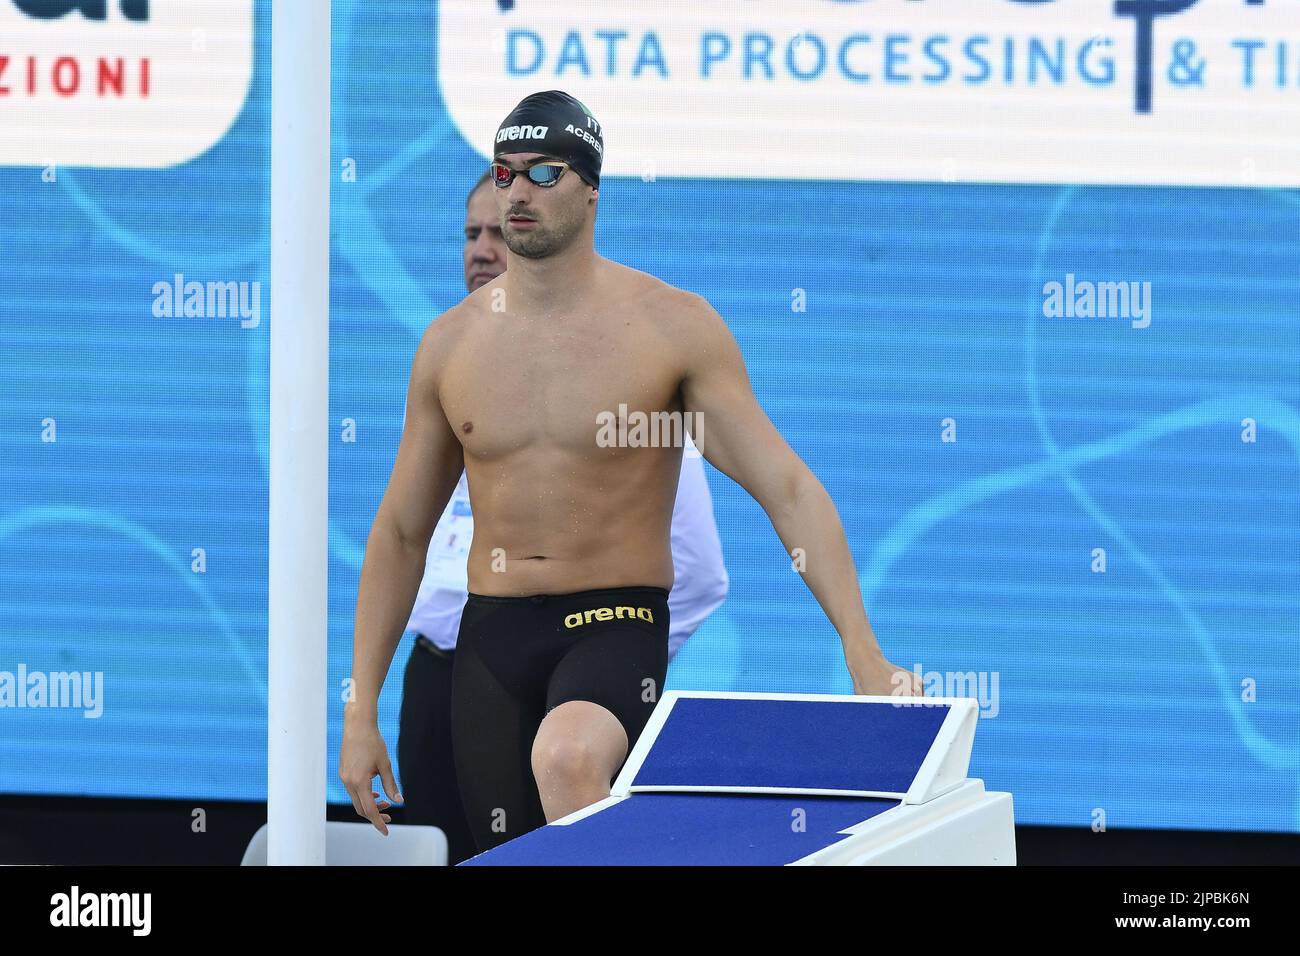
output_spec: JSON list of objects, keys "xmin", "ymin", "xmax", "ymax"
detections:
[{"xmin": 462, "ymin": 442, "xmax": 680, "ymax": 595}]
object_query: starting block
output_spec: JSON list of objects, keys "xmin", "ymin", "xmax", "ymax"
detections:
[{"xmin": 461, "ymin": 691, "xmax": 1016, "ymax": 865}]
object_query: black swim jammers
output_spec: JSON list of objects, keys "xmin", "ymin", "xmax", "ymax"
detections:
[{"xmin": 450, "ymin": 585, "xmax": 670, "ymax": 852}]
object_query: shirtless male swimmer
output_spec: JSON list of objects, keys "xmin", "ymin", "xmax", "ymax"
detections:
[{"xmin": 341, "ymin": 90, "xmax": 924, "ymax": 854}]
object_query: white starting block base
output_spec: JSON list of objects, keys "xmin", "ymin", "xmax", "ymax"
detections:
[{"xmin": 791, "ymin": 778, "xmax": 1016, "ymax": 865}]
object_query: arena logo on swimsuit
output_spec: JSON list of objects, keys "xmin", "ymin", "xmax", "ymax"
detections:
[
  {"xmin": 564, "ymin": 606, "xmax": 655, "ymax": 628},
  {"xmin": 0, "ymin": 0, "xmax": 253, "ymax": 169}
]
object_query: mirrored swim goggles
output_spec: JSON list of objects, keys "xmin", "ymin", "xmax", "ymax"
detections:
[{"xmin": 489, "ymin": 160, "xmax": 572, "ymax": 189}]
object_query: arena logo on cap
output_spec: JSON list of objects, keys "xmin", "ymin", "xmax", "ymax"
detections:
[
  {"xmin": 496, "ymin": 123, "xmax": 549, "ymax": 142},
  {"xmin": 441, "ymin": 0, "xmax": 1299, "ymax": 186},
  {"xmin": 0, "ymin": 0, "xmax": 253, "ymax": 168}
]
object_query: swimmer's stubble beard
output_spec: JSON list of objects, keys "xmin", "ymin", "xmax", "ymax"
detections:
[
  {"xmin": 501, "ymin": 173, "xmax": 592, "ymax": 260},
  {"xmin": 502, "ymin": 205, "xmax": 585, "ymax": 259}
]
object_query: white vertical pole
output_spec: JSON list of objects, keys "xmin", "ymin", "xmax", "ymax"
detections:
[{"xmin": 269, "ymin": 0, "xmax": 329, "ymax": 865}]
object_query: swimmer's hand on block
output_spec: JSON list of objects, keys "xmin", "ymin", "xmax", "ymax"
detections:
[{"xmin": 844, "ymin": 642, "xmax": 924, "ymax": 698}]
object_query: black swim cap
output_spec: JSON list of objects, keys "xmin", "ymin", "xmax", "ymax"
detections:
[{"xmin": 493, "ymin": 90, "xmax": 604, "ymax": 188}]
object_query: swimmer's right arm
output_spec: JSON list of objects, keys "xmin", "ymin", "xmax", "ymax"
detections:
[{"xmin": 341, "ymin": 316, "xmax": 464, "ymax": 834}]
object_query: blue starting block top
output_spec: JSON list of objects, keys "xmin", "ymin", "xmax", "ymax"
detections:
[
  {"xmin": 460, "ymin": 792, "xmax": 897, "ymax": 866},
  {"xmin": 631, "ymin": 696, "xmax": 950, "ymax": 794}
]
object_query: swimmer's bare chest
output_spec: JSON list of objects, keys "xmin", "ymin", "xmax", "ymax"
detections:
[{"xmin": 438, "ymin": 293, "xmax": 686, "ymax": 595}]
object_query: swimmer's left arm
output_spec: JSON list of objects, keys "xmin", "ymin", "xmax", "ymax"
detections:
[{"xmin": 675, "ymin": 292, "xmax": 923, "ymax": 698}]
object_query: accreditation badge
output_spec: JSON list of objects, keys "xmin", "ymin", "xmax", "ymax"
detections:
[{"xmin": 421, "ymin": 471, "xmax": 473, "ymax": 591}]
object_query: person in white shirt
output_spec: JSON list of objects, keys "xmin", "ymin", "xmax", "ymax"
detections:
[{"xmin": 395, "ymin": 171, "xmax": 729, "ymax": 863}]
